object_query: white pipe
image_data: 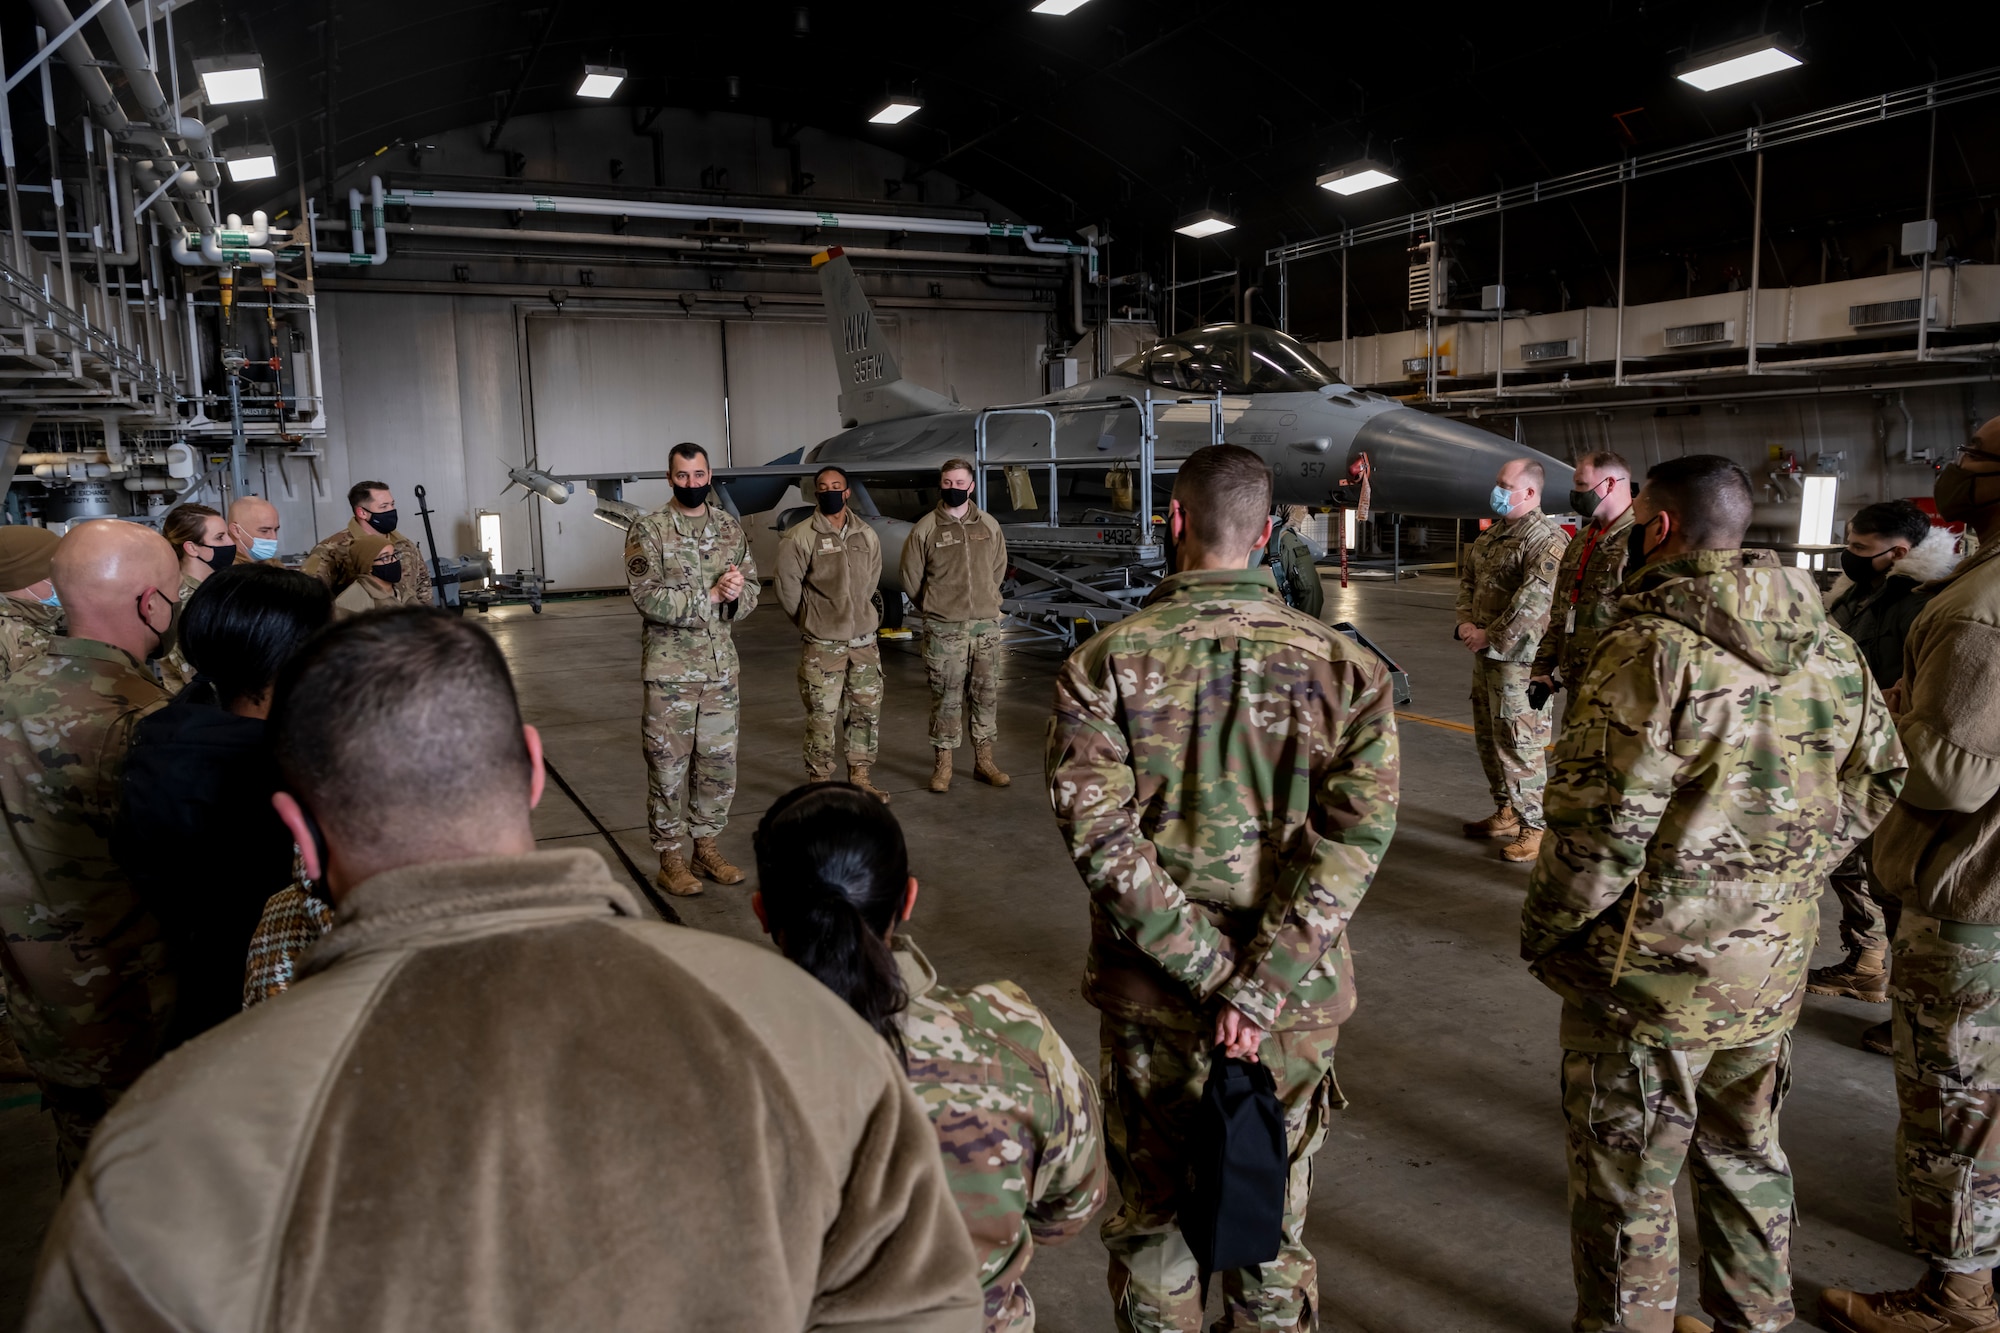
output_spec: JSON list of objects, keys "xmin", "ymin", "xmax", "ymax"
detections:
[
  {"xmin": 311, "ymin": 177, "xmax": 388, "ymax": 266},
  {"xmin": 1899, "ymin": 391, "xmax": 1917, "ymax": 463},
  {"xmin": 122, "ymin": 475, "xmax": 177, "ymax": 491},
  {"xmin": 384, "ymin": 184, "xmax": 1092, "ymax": 257}
]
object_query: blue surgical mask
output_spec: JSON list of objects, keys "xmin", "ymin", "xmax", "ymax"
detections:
[
  {"xmin": 38, "ymin": 587, "xmax": 59, "ymax": 608},
  {"xmin": 249, "ymin": 537, "xmax": 279, "ymax": 561},
  {"xmin": 1489, "ymin": 484, "xmax": 1516, "ymax": 517}
]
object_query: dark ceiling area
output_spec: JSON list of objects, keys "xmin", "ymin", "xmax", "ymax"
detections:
[{"xmin": 7, "ymin": 0, "xmax": 1998, "ymax": 339}]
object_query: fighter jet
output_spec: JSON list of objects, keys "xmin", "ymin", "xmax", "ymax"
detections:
[{"xmin": 514, "ymin": 247, "xmax": 1569, "ymax": 634}]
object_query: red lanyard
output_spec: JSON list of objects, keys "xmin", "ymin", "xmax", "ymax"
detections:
[{"xmin": 1569, "ymin": 524, "xmax": 1605, "ymax": 606}]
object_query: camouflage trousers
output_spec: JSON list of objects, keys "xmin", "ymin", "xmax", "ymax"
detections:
[
  {"xmin": 799, "ymin": 635, "xmax": 882, "ymax": 775},
  {"xmin": 1471, "ymin": 656, "xmax": 1551, "ymax": 828},
  {"xmin": 1828, "ymin": 843, "xmax": 1897, "ymax": 957},
  {"xmin": 923, "ymin": 618, "xmax": 1000, "ymax": 750},
  {"xmin": 1889, "ymin": 909, "xmax": 2000, "ymax": 1274},
  {"xmin": 642, "ymin": 675, "xmax": 738, "ymax": 848},
  {"xmin": 1561, "ymin": 1010, "xmax": 1795, "ymax": 1332},
  {"xmin": 1100, "ymin": 1015, "xmax": 1341, "ymax": 1332}
]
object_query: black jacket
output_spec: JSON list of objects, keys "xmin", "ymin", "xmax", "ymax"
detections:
[
  {"xmin": 113, "ymin": 687, "xmax": 294, "ymax": 1047},
  {"xmin": 1827, "ymin": 528, "xmax": 1965, "ymax": 688}
]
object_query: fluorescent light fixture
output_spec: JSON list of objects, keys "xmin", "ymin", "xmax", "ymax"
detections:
[
  {"xmin": 1675, "ymin": 36, "xmax": 1802, "ymax": 91},
  {"xmin": 869, "ymin": 97, "xmax": 922, "ymax": 125},
  {"xmin": 1317, "ymin": 159, "xmax": 1399, "ymax": 196},
  {"xmin": 1032, "ymin": 0, "xmax": 1093, "ymax": 12},
  {"xmin": 194, "ymin": 54, "xmax": 265, "ymax": 105},
  {"xmin": 224, "ymin": 146, "xmax": 278, "ymax": 183},
  {"xmin": 477, "ymin": 510, "xmax": 503, "ymax": 576},
  {"xmin": 1342, "ymin": 509, "xmax": 1358, "ymax": 549},
  {"xmin": 1174, "ymin": 209, "xmax": 1235, "ymax": 239},
  {"xmin": 576, "ymin": 65, "xmax": 625, "ymax": 99},
  {"xmin": 1796, "ymin": 474, "xmax": 1837, "ymax": 569}
]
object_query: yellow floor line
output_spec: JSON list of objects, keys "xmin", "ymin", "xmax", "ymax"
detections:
[{"xmin": 1395, "ymin": 710, "xmax": 1476, "ymax": 735}]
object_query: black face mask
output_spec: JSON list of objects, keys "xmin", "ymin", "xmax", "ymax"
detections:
[
  {"xmin": 816, "ymin": 490, "xmax": 846, "ymax": 516},
  {"xmin": 1625, "ymin": 518, "xmax": 1658, "ymax": 575},
  {"xmin": 940, "ymin": 486, "xmax": 973, "ymax": 509},
  {"xmin": 1569, "ymin": 487, "xmax": 1602, "ymax": 519},
  {"xmin": 1841, "ymin": 549, "xmax": 1888, "ymax": 584},
  {"xmin": 364, "ymin": 508, "xmax": 398, "ymax": 535},
  {"xmin": 374, "ymin": 558, "xmax": 403, "ymax": 586},
  {"xmin": 672, "ymin": 482, "xmax": 712, "ymax": 509},
  {"xmin": 199, "ymin": 542, "xmax": 235, "ymax": 572}
]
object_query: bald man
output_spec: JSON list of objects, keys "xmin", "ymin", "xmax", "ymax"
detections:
[
  {"xmin": 0, "ymin": 519, "xmax": 179, "ymax": 1182},
  {"xmin": 228, "ymin": 495, "xmax": 282, "ymax": 565}
]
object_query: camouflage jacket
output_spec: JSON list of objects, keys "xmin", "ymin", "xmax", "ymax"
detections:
[
  {"xmin": 0, "ymin": 637, "xmax": 172, "ymax": 1099},
  {"xmin": 1522, "ymin": 549, "xmax": 1908, "ymax": 1049},
  {"xmin": 154, "ymin": 570, "xmax": 204, "ymax": 696},
  {"xmin": 1266, "ymin": 525, "xmax": 1325, "ymax": 620},
  {"xmin": 1046, "ymin": 567, "xmax": 1400, "ymax": 1032},
  {"xmin": 894, "ymin": 937, "xmax": 1105, "ymax": 1326},
  {"xmin": 1532, "ymin": 506, "xmax": 1635, "ymax": 686},
  {"xmin": 625, "ymin": 504, "xmax": 759, "ymax": 683},
  {"xmin": 1456, "ymin": 510, "xmax": 1569, "ymax": 663},
  {"xmin": 0, "ymin": 594, "xmax": 62, "ymax": 681},
  {"xmin": 301, "ymin": 519, "xmax": 433, "ymax": 606}
]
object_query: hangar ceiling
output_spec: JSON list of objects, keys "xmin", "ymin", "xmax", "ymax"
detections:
[{"xmin": 6, "ymin": 0, "xmax": 1998, "ymax": 338}]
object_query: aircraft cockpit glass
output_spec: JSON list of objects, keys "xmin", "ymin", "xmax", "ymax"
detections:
[{"xmin": 1112, "ymin": 325, "xmax": 1346, "ymax": 394}]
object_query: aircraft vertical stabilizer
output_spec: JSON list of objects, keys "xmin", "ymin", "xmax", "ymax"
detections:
[{"xmin": 814, "ymin": 247, "xmax": 963, "ymax": 428}]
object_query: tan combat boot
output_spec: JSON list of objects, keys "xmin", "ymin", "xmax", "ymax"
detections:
[
  {"xmin": 692, "ymin": 837, "xmax": 745, "ymax": 886},
  {"xmin": 1822, "ymin": 1271, "xmax": 2000, "ymax": 1333},
  {"xmin": 1501, "ymin": 826, "xmax": 1544, "ymax": 863},
  {"xmin": 1808, "ymin": 943, "xmax": 1890, "ymax": 1003},
  {"xmin": 1674, "ymin": 1318, "xmax": 1714, "ymax": 1333},
  {"xmin": 656, "ymin": 847, "xmax": 701, "ymax": 897},
  {"xmin": 1463, "ymin": 803, "xmax": 1520, "ymax": 839},
  {"xmin": 1861, "ymin": 1019, "xmax": 1894, "ymax": 1056},
  {"xmin": 974, "ymin": 744, "xmax": 1011, "ymax": 787},
  {"xmin": 929, "ymin": 748, "xmax": 952, "ymax": 793},
  {"xmin": 849, "ymin": 763, "xmax": 892, "ymax": 804}
]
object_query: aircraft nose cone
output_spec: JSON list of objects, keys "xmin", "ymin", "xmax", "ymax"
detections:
[{"xmin": 1349, "ymin": 409, "xmax": 1573, "ymax": 520}]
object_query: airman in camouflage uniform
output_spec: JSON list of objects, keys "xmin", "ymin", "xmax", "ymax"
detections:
[
  {"xmin": 893, "ymin": 935, "xmax": 1107, "ymax": 1332},
  {"xmin": 300, "ymin": 481, "xmax": 432, "ymax": 605},
  {"xmin": 1266, "ymin": 506, "xmax": 1325, "ymax": 620},
  {"xmin": 1532, "ymin": 451, "xmax": 1636, "ymax": 692},
  {"xmin": 1047, "ymin": 443, "xmax": 1400, "ymax": 1333},
  {"xmin": 0, "ymin": 636, "xmax": 174, "ymax": 1181},
  {"xmin": 626, "ymin": 469, "xmax": 757, "ymax": 896},
  {"xmin": 901, "ymin": 460, "xmax": 1011, "ymax": 794},
  {"xmin": 0, "ymin": 525, "xmax": 64, "ymax": 680},
  {"xmin": 1524, "ymin": 456, "xmax": 1906, "ymax": 1333},
  {"xmin": 152, "ymin": 569, "xmax": 204, "ymax": 695},
  {"xmin": 1457, "ymin": 459, "xmax": 1569, "ymax": 862},
  {"xmin": 777, "ymin": 468, "xmax": 889, "ymax": 802}
]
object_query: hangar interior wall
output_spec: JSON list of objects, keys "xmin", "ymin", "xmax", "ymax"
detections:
[{"xmin": 285, "ymin": 293, "xmax": 1045, "ymax": 589}]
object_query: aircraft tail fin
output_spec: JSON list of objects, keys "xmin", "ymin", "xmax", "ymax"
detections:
[{"xmin": 814, "ymin": 247, "xmax": 961, "ymax": 427}]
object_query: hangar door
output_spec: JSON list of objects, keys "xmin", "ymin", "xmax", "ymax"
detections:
[{"xmin": 525, "ymin": 313, "xmax": 726, "ymax": 590}]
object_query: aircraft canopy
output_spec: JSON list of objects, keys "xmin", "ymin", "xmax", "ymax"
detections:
[{"xmin": 1114, "ymin": 324, "xmax": 1346, "ymax": 394}]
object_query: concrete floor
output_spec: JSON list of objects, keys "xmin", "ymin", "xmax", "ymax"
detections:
[{"xmin": 0, "ymin": 571, "xmax": 1922, "ymax": 1331}]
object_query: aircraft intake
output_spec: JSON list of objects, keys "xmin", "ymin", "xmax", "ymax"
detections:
[{"xmin": 1345, "ymin": 410, "xmax": 1574, "ymax": 519}]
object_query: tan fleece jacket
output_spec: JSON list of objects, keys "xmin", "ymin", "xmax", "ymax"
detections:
[
  {"xmin": 901, "ymin": 503, "xmax": 1007, "ymax": 623},
  {"xmin": 1874, "ymin": 537, "xmax": 2000, "ymax": 923},
  {"xmin": 778, "ymin": 511, "xmax": 882, "ymax": 641},
  {"xmin": 26, "ymin": 849, "xmax": 982, "ymax": 1333}
]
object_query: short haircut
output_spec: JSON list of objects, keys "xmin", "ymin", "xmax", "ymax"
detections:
[
  {"xmin": 347, "ymin": 480, "xmax": 390, "ymax": 511},
  {"xmin": 938, "ymin": 458, "xmax": 975, "ymax": 482},
  {"xmin": 181, "ymin": 565, "xmax": 333, "ymax": 708},
  {"xmin": 668, "ymin": 441, "xmax": 709, "ymax": 467},
  {"xmin": 1849, "ymin": 498, "xmax": 1932, "ymax": 549},
  {"xmin": 1577, "ymin": 450, "xmax": 1630, "ymax": 478},
  {"xmin": 270, "ymin": 610, "xmax": 532, "ymax": 847},
  {"xmin": 1508, "ymin": 459, "xmax": 1546, "ymax": 493},
  {"xmin": 1642, "ymin": 454, "xmax": 1753, "ymax": 550},
  {"xmin": 814, "ymin": 466, "xmax": 850, "ymax": 489},
  {"xmin": 162, "ymin": 503, "xmax": 221, "ymax": 552},
  {"xmin": 1173, "ymin": 445, "xmax": 1273, "ymax": 550}
]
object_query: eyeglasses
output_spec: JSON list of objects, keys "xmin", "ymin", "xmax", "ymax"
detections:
[{"xmin": 1958, "ymin": 444, "xmax": 2000, "ymax": 465}]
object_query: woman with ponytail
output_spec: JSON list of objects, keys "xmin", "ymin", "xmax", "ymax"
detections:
[{"xmin": 754, "ymin": 783, "xmax": 1107, "ymax": 1333}]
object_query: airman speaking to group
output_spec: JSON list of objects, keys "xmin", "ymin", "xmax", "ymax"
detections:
[
  {"xmin": 900, "ymin": 458, "xmax": 1011, "ymax": 794},
  {"xmin": 1457, "ymin": 456, "xmax": 1569, "ymax": 863},
  {"xmin": 624, "ymin": 442, "xmax": 758, "ymax": 897},
  {"xmin": 1523, "ymin": 454, "xmax": 1906, "ymax": 1333},
  {"xmin": 778, "ymin": 465, "xmax": 890, "ymax": 802}
]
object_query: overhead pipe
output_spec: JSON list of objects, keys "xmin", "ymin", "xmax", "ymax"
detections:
[
  {"xmin": 310, "ymin": 177, "xmax": 388, "ymax": 266},
  {"xmin": 88, "ymin": 0, "xmax": 221, "ymax": 212}
]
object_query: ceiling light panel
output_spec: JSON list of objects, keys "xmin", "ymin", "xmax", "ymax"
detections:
[
  {"xmin": 870, "ymin": 97, "xmax": 922, "ymax": 124},
  {"xmin": 577, "ymin": 65, "xmax": 626, "ymax": 98},
  {"xmin": 1175, "ymin": 211, "xmax": 1235, "ymax": 239},
  {"xmin": 1675, "ymin": 38, "xmax": 1802, "ymax": 91},
  {"xmin": 225, "ymin": 152, "xmax": 278, "ymax": 183},
  {"xmin": 1317, "ymin": 161, "xmax": 1399, "ymax": 196},
  {"xmin": 193, "ymin": 55, "xmax": 264, "ymax": 104},
  {"xmin": 1032, "ymin": 0, "xmax": 1094, "ymax": 13}
]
